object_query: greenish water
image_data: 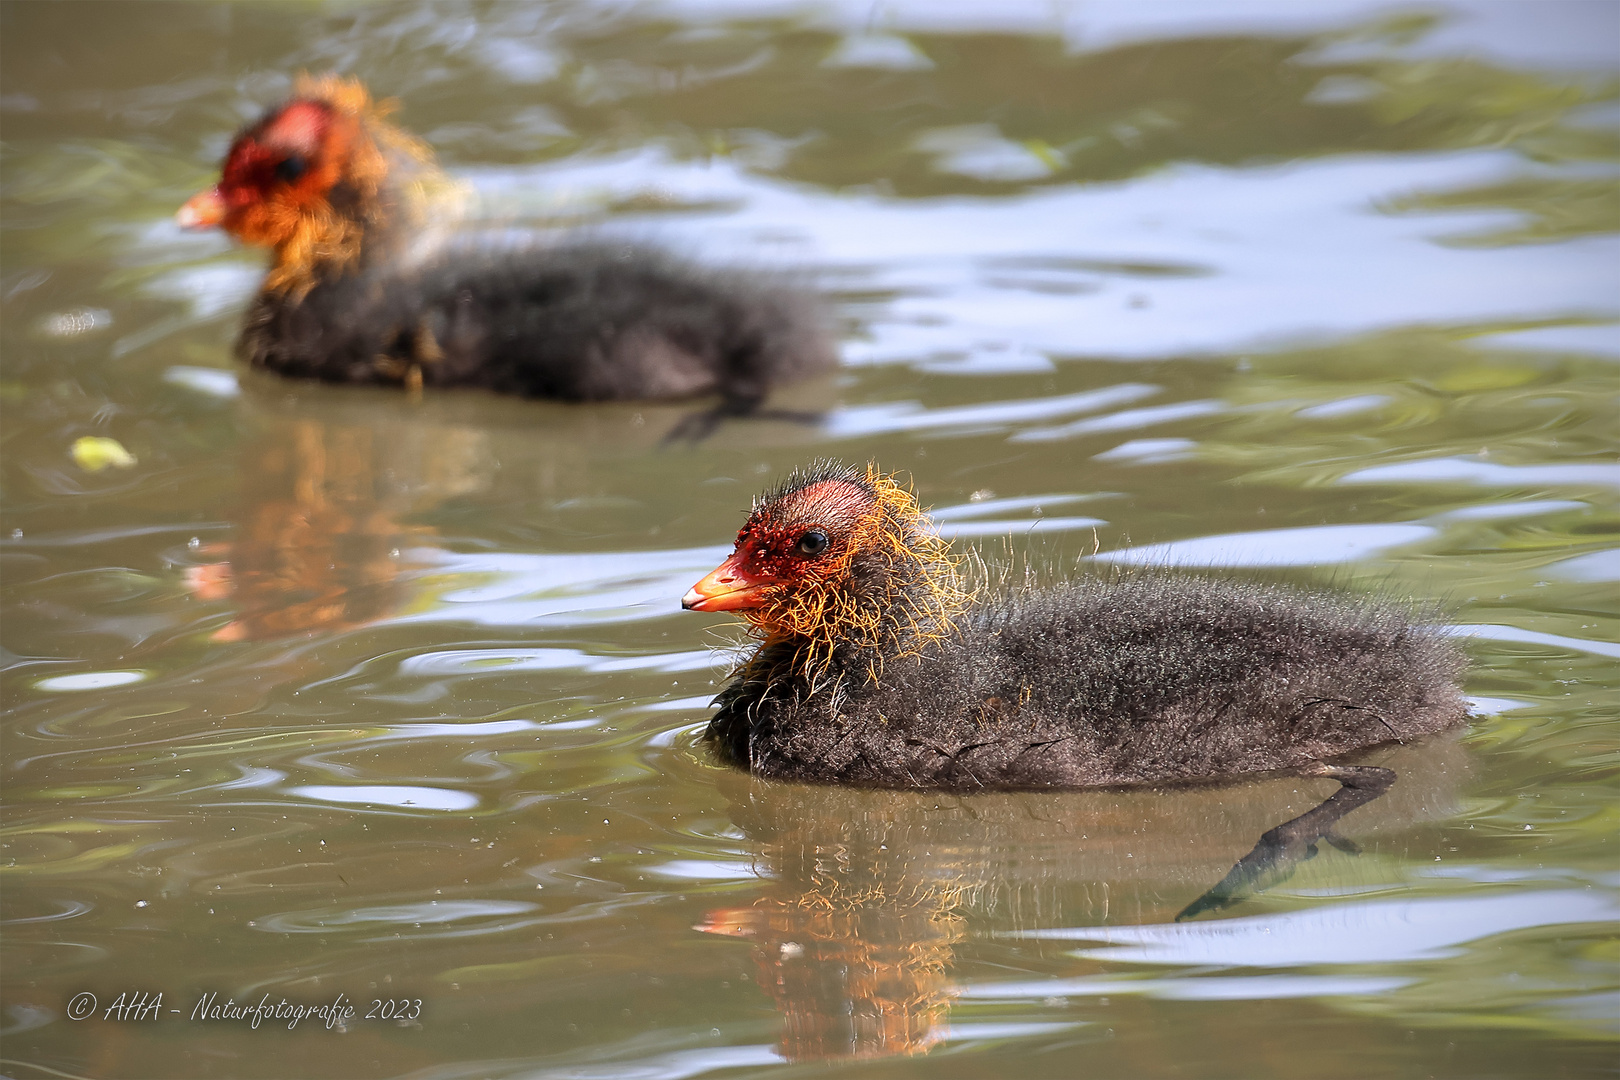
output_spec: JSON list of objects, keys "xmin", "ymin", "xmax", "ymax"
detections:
[{"xmin": 2, "ymin": 2, "xmax": 1616, "ymax": 1077}]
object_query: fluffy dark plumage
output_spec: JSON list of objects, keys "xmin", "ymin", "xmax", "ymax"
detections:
[
  {"xmin": 241, "ymin": 241, "xmax": 831, "ymax": 407},
  {"xmin": 182, "ymin": 77, "xmax": 834, "ymax": 407},
  {"xmin": 694, "ymin": 463, "xmax": 1469, "ymax": 791}
]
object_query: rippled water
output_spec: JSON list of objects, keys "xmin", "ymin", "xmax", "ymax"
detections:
[{"xmin": 2, "ymin": 2, "xmax": 1616, "ymax": 1077}]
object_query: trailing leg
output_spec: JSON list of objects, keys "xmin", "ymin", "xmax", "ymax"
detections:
[{"xmin": 1176, "ymin": 764, "xmax": 1395, "ymax": 921}]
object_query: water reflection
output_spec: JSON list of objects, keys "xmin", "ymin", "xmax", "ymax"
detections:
[
  {"xmin": 180, "ymin": 394, "xmax": 722, "ymax": 643},
  {"xmin": 185, "ymin": 411, "xmax": 480, "ymax": 641},
  {"xmin": 1023, "ymin": 887, "xmax": 1620, "ymax": 967},
  {"xmin": 699, "ymin": 737, "xmax": 1467, "ymax": 1062},
  {"xmin": 2, "ymin": 1, "xmax": 1617, "ymax": 1076}
]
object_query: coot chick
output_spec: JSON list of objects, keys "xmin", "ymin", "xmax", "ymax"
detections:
[
  {"xmin": 177, "ymin": 76, "xmax": 833, "ymax": 415},
  {"xmin": 682, "ymin": 461, "xmax": 1468, "ymax": 790}
]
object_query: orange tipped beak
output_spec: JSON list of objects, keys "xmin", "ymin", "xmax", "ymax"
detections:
[
  {"xmin": 682, "ymin": 552, "xmax": 774, "ymax": 612},
  {"xmin": 176, "ymin": 187, "xmax": 226, "ymax": 229}
]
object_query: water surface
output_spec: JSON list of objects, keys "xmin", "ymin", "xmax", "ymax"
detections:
[{"xmin": 2, "ymin": 2, "xmax": 1616, "ymax": 1077}]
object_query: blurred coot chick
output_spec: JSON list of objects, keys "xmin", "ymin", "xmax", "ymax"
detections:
[{"xmin": 178, "ymin": 76, "xmax": 833, "ymax": 427}]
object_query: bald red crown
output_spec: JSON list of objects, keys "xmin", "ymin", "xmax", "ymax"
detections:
[{"xmin": 216, "ymin": 100, "xmax": 336, "ymax": 214}]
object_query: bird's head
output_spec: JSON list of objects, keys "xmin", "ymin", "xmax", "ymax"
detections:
[
  {"xmin": 684, "ymin": 462, "xmax": 967, "ymax": 677},
  {"xmin": 177, "ymin": 75, "xmax": 429, "ymax": 292}
]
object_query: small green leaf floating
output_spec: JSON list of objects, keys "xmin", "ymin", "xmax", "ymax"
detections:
[{"xmin": 71, "ymin": 436, "xmax": 137, "ymax": 472}]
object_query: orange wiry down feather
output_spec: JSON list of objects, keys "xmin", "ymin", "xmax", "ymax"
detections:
[
  {"xmin": 259, "ymin": 75, "xmax": 435, "ymax": 295},
  {"xmin": 740, "ymin": 466, "xmax": 972, "ymax": 688}
]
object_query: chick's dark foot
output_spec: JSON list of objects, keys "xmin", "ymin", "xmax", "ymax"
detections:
[
  {"xmin": 660, "ymin": 401, "xmax": 826, "ymax": 445},
  {"xmin": 1176, "ymin": 764, "xmax": 1396, "ymax": 922}
]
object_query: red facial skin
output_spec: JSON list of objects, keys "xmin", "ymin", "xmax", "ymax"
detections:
[
  {"xmin": 176, "ymin": 100, "xmax": 343, "ymax": 243},
  {"xmin": 682, "ymin": 522, "xmax": 817, "ymax": 612},
  {"xmin": 681, "ymin": 479, "xmax": 870, "ymax": 613}
]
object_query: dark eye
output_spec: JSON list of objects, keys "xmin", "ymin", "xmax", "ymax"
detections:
[
  {"xmin": 796, "ymin": 529, "xmax": 829, "ymax": 556},
  {"xmin": 273, "ymin": 154, "xmax": 309, "ymax": 184}
]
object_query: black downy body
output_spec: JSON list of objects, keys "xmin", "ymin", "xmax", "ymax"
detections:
[
  {"xmin": 201, "ymin": 82, "xmax": 834, "ymax": 414},
  {"xmin": 707, "ymin": 465, "xmax": 1468, "ymax": 791},
  {"xmin": 243, "ymin": 235, "xmax": 832, "ymax": 412}
]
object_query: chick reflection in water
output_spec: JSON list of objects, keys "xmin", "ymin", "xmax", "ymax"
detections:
[
  {"xmin": 699, "ymin": 743, "xmax": 1466, "ymax": 1062},
  {"xmin": 186, "ymin": 410, "xmax": 491, "ymax": 640}
]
